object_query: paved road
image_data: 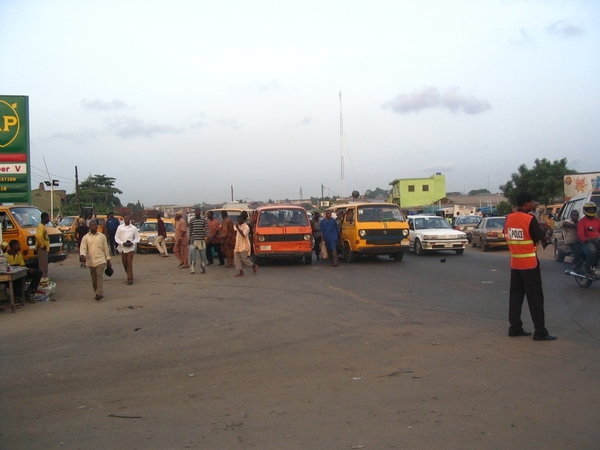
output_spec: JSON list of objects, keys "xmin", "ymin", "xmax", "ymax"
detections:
[{"xmin": 1, "ymin": 245, "xmax": 598, "ymax": 449}]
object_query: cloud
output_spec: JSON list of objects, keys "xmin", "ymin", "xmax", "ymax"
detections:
[
  {"xmin": 425, "ymin": 163, "xmax": 455, "ymax": 172},
  {"xmin": 300, "ymin": 116, "xmax": 313, "ymax": 125},
  {"xmin": 81, "ymin": 99, "xmax": 131, "ymax": 110},
  {"xmin": 546, "ymin": 20, "xmax": 584, "ymax": 38},
  {"xmin": 382, "ymin": 86, "xmax": 491, "ymax": 115},
  {"xmin": 248, "ymin": 80, "xmax": 279, "ymax": 93},
  {"xmin": 104, "ymin": 116, "xmax": 184, "ymax": 138},
  {"xmin": 218, "ymin": 117, "xmax": 241, "ymax": 129},
  {"xmin": 509, "ymin": 28, "xmax": 532, "ymax": 46},
  {"xmin": 52, "ymin": 129, "xmax": 99, "ymax": 143}
]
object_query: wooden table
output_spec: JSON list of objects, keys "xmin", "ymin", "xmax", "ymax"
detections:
[{"xmin": 0, "ymin": 267, "xmax": 28, "ymax": 313}]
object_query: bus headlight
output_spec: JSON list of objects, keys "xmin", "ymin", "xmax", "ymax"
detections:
[
  {"xmin": 303, "ymin": 234, "xmax": 311, "ymax": 240},
  {"xmin": 359, "ymin": 230, "xmax": 366, "ymax": 237},
  {"xmin": 258, "ymin": 235, "xmax": 265, "ymax": 242}
]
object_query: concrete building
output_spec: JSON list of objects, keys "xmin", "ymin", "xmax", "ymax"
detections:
[{"xmin": 389, "ymin": 174, "xmax": 446, "ymax": 208}]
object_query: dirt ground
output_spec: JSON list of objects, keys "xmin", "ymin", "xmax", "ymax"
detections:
[{"xmin": 1, "ymin": 248, "xmax": 599, "ymax": 449}]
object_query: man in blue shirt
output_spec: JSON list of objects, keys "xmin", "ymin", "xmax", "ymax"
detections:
[
  {"xmin": 105, "ymin": 212, "xmax": 121, "ymax": 256},
  {"xmin": 319, "ymin": 210, "xmax": 340, "ymax": 266}
]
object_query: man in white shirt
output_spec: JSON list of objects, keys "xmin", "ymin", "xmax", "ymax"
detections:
[
  {"xmin": 115, "ymin": 214, "xmax": 140, "ymax": 285},
  {"xmin": 80, "ymin": 220, "xmax": 112, "ymax": 300}
]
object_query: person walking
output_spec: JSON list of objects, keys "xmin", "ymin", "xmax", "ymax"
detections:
[
  {"xmin": 319, "ymin": 210, "xmax": 340, "ymax": 266},
  {"xmin": 188, "ymin": 208, "xmax": 209, "ymax": 274},
  {"xmin": 234, "ymin": 215, "xmax": 257, "ymax": 277},
  {"xmin": 174, "ymin": 212, "xmax": 189, "ymax": 268},
  {"xmin": 75, "ymin": 218, "xmax": 90, "ymax": 267},
  {"xmin": 115, "ymin": 214, "xmax": 140, "ymax": 285},
  {"xmin": 220, "ymin": 211, "xmax": 235, "ymax": 268},
  {"xmin": 36, "ymin": 212, "xmax": 51, "ymax": 278},
  {"xmin": 155, "ymin": 212, "xmax": 169, "ymax": 257},
  {"xmin": 5, "ymin": 239, "xmax": 43, "ymax": 303},
  {"xmin": 105, "ymin": 212, "xmax": 121, "ymax": 256},
  {"xmin": 206, "ymin": 211, "xmax": 224, "ymax": 265},
  {"xmin": 79, "ymin": 220, "xmax": 112, "ymax": 300},
  {"xmin": 311, "ymin": 211, "xmax": 322, "ymax": 260},
  {"xmin": 504, "ymin": 192, "xmax": 556, "ymax": 341}
]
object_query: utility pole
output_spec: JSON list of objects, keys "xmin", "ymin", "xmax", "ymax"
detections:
[
  {"xmin": 75, "ymin": 166, "xmax": 80, "ymax": 214},
  {"xmin": 299, "ymin": 186, "xmax": 303, "ymax": 200},
  {"xmin": 231, "ymin": 185, "xmax": 234, "ymax": 202}
]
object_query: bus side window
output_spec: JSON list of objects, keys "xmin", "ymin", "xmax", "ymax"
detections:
[{"xmin": 3, "ymin": 217, "xmax": 15, "ymax": 230}]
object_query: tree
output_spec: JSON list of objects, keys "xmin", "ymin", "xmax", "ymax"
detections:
[
  {"xmin": 64, "ymin": 174, "xmax": 123, "ymax": 214},
  {"xmin": 468, "ymin": 189, "xmax": 491, "ymax": 196},
  {"xmin": 365, "ymin": 187, "xmax": 390, "ymax": 199},
  {"xmin": 499, "ymin": 158, "xmax": 577, "ymax": 205},
  {"xmin": 496, "ymin": 201, "xmax": 513, "ymax": 216}
]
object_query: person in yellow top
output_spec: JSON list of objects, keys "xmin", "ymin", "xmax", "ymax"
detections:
[
  {"xmin": 79, "ymin": 220, "xmax": 112, "ymax": 301},
  {"xmin": 6, "ymin": 239, "xmax": 43, "ymax": 303},
  {"xmin": 35, "ymin": 212, "xmax": 51, "ymax": 278}
]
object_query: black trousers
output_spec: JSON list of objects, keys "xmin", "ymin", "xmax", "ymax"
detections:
[
  {"xmin": 509, "ymin": 266, "xmax": 548, "ymax": 337},
  {"xmin": 206, "ymin": 242, "xmax": 224, "ymax": 265},
  {"xmin": 108, "ymin": 229, "xmax": 118, "ymax": 255}
]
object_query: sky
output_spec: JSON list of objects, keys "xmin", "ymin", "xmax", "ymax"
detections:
[{"xmin": 1, "ymin": 0, "xmax": 599, "ymax": 206}]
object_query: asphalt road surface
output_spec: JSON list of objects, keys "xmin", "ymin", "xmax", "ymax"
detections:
[{"xmin": 1, "ymin": 245, "xmax": 599, "ymax": 449}]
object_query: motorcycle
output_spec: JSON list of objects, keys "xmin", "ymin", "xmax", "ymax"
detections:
[{"xmin": 564, "ymin": 238, "xmax": 600, "ymax": 288}]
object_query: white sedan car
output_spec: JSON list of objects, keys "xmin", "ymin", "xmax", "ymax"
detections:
[{"xmin": 407, "ymin": 215, "xmax": 468, "ymax": 255}]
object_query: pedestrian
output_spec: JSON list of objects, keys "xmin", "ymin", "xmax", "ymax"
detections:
[
  {"xmin": 174, "ymin": 212, "xmax": 189, "ymax": 268},
  {"xmin": 577, "ymin": 202, "xmax": 600, "ymax": 275},
  {"xmin": 75, "ymin": 218, "xmax": 90, "ymax": 267},
  {"xmin": 188, "ymin": 208, "xmax": 209, "ymax": 274},
  {"xmin": 36, "ymin": 211, "xmax": 51, "ymax": 278},
  {"xmin": 115, "ymin": 214, "xmax": 140, "ymax": 285},
  {"xmin": 5, "ymin": 239, "xmax": 42, "ymax": 303},
  {"xmin": 155, "ymin": 212, "xmax": 169, "ymax": 257},
  {"xmin": 561, "ymin": 209, "xmax": 581, "ymax": 269},
  {"xmin": 311, "ymin": 211, "xmax": 322, "ymax": 260},
  {"xmin": 319, "ymin": 210, "xmax": 340, "ymax": 266},
  {"xmin": 504, "ymin": 191, "xmax": 556, "ymax": 341},
  {"xmin": 79, "ymin": 220, "xmax": 112, "ymax": 301},
  {"xmin": 220, "ymin": 211, "xmax": 235, "ymax": 268},
  {"xmin": 206, "ymin": 211, "xmax": 224, "ymax": 265},
  {"xmin": 105, "ymin": 212, "xmax": 121, "ymax": 256},
  {"xmin": 234, "ymin": 215, "xmax": 257, "ymax": 277}
]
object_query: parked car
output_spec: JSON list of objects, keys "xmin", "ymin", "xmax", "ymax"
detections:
[
  {"xmin": 407, "ymin": 215, "xmax": 468, "ymax": 255},
  {"xmin": 471, "ymin": 216, "xmax": 507, "ymax": 252},
  {"xmin": 454, "ymin": 215, "xmax": 481, "ymax": 242},
  {"xmin": 137, "ymin": 218, "xmax": 176, "ymax": 253}
]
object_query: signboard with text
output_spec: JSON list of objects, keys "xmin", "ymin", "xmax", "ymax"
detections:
[
  {"xmin": 564, "ymin": 172, "xmax": 600, "ymax": 200},
  {"xmin": 0, "ymin": 96, "xmax": 30, "ymax": 204}
]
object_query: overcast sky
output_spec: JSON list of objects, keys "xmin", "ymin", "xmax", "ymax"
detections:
[{"xmin": 1, "ymin": 0, "xmax": 599, "ymax": 206}]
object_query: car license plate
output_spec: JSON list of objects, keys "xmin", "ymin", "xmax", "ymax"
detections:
[
  {"xmin": 260, "ymin": 245, "xmax": 271, "ymax": 251},
  {"xmin": 401, "ymin": 241, "xmax": 409, "ymax": 246},
  {"xmin": 445, "ymin": 243, "xmax": 453, "ymax": 248}
]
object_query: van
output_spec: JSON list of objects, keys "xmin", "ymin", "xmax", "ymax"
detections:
[
  {"xmin": 551, "ymin": 190, "xmax": 600, "ymax": 262},
  {"xmin": 0, "ymin": 205, "xmax": 66, "ymax": 268},
  {"xmin": 206, "ymin": 207, "xmax": 252, "ymax": 224},
  {"xmin": 328, "ymin": 202, "xmax": 410, "ymax": 262},
  {"xmin": 251, "ymin": 205, "xmax": 313, "ymax": 265}
]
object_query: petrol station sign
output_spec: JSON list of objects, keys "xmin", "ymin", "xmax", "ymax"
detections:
[{"xmin": 0, "ymin": 96, "xmax": 30, "ymax": 204}]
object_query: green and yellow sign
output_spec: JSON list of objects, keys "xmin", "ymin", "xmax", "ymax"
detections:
[{"xmin": 0, "ymin": 96, "xmax": 30, "ymax": 204}]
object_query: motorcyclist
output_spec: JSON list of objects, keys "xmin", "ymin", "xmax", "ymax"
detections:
[{"xmin": 577, "ymin": 202, "xmax": 600, "ymax": 274}]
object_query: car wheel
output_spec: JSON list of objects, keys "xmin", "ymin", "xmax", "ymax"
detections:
[
  {"xmin": 136, "ymin": 246, "xmax": 141, "ymax": 254},
  {"xmin": 481, "ymin": 238, "xmax": 489, "ymax": 252},
  {"xmin": 455, "ymin": 249, "xmax": 464, "ymax": 255},
  {"xmin": 553, "ymin": 243, "xmax": 565, "ymax": 262},
  {"xmin": 304, "ymin": 255, "xmax": 313, "ymax": 265},
  {"xmin": 392, "ymin": 252, "xmax": 404, "ymax": 261},
  {"xmin": 254, "ymin": 255, "xmax": 263, "ymax": 265},
  {"xmin": 415, "ymin": 239, "xmax": 424, "ymax": 256},
  {"xmin": 343, "ymin": 242, "xmax": 355, "ymax": 263}
]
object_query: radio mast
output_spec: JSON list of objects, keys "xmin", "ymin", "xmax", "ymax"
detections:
[{"xmin": 339, "ymin": 91, "xmax": 345, "ymax": 198}]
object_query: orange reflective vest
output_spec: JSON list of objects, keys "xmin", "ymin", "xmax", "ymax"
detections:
[{"xmin": 505, "ymin": 211, "xmax": 538, "ymax": 270}]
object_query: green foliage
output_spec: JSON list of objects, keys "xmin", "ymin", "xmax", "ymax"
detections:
[
  {"xmin": 496, "ymin": 201, "xmax": 513, "ymax": 216},
  {"xmin": 126, "ymin": 201, "xmax": 144, "ymax": 214},
  {"xmin": 499, "ymin": 158, "xmax": 577, "ymax": 205},
  {"xmin": 365, "ymin": 187, "xmax": 390, "ymax": 199},
  {"xmin": 469, "ymin": 189, "xmax": 491, "ymax": 196},
  {"xmin": 64, "ymin": 174, "xmax": 123, "ymax": 215}
]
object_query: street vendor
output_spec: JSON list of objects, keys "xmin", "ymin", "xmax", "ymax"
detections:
[{"xmin": 5, "ymin": 239, "xmax": 43, "ymax": 303}]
